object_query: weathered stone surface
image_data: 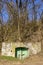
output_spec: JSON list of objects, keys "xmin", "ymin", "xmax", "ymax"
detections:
[
  {"xmin": 1, "ymin": 42, "xmax": 41, "ymax": 57},
  {"xmin": 27, "ymin": 42, "xmax": 41, "ymax": 54}
]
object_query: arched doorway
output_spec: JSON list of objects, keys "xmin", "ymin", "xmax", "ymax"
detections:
[{"xmin": 15, "ymin": 47, "xmax": 29, "ymax": 59}]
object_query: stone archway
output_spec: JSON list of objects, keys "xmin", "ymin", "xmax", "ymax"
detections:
[{"xmin": 15, "ymin": 47, "xmax": 29, "ymax": 59}]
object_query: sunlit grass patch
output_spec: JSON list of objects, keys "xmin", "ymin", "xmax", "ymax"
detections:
[{"xmin": 0, "ymin": 56, "xmax": 19, "ymax": 61}]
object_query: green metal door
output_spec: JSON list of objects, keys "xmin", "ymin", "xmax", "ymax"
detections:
[
  {"xmin": 15, "ymin": 47, "xmax": 29, "ymax": 59},
  {"xmin": 17, "ymin": 50, "xmax": 21, "ymax": 59},
  {"xmin": 21, "ymin": 50, "xmax": 28, "ymax": 59}
]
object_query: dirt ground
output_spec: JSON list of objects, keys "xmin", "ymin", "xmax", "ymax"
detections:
[{"xmin": 0, "ymin": 52, "xmax": 43, "ymax": 65}]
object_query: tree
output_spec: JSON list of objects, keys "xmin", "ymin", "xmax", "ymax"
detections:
[{"xmin": 40, "ymin": 11, "xmax": 43, "ymax": 52}]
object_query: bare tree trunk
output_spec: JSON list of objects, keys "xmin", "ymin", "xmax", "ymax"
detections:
[{"xmin": 16, "ymin": 0, "xmax": 21, "ymax": 41}]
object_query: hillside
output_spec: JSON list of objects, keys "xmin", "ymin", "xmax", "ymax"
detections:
[{"xmin": 0, "ymin": 53, "xmax": 43, "ymax": 65}]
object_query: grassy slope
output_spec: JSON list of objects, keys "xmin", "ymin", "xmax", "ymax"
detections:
[
  {"xmin": 0, "ymin": 54, "xmax": 43, "ymax": 65},
  {"xmin": 0, "ymin": 56, "xmax": 19, "ymax": 61}
]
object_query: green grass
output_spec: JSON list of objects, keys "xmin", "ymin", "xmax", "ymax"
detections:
[
  {"xmin": 0, "ymin": 56, "xmax": 25, "ymax": 63},
  {"xmin": 0, "ymin": 56, "xmax": 19, "ymax": 61}
]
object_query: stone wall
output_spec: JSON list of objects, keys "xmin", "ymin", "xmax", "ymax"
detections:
[
  {"xmin": 1, "ymin": 42, "xmax": 41, "ymax": 57},
  {"xmin": 1, "ymin": 42, "xmax": 14, "ymax": 57},
  {"xmin": 1, "ymin": 42, "xmax": 25, "ymax": 57},
  {"xmin": 26, "ymin": 42, "xmax": 41, "ymax": 55}
]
